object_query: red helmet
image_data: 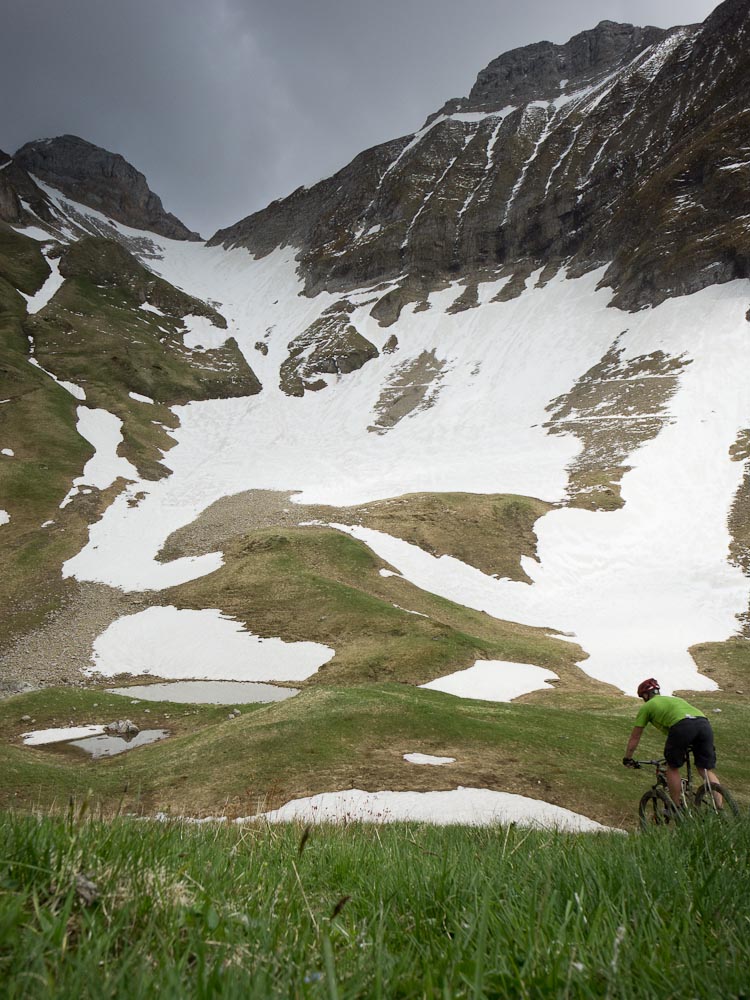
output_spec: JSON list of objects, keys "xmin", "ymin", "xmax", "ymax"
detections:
[{"xmin": 637, "ymin": 678, "xmax": 660, "ymax": 699}]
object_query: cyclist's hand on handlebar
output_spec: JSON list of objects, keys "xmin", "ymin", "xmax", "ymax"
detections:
[{"xmin": 622, "ymin": 757, "xmax": 640, "ymax": 769}]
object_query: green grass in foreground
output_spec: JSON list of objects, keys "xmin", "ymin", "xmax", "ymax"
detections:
[{"xmin": 1, "ymin": 811, "xmax": 749, "ymax": 998}]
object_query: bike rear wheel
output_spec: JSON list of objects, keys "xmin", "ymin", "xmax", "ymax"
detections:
[
  {"xmin": 693, "ymin": 782, "xmax": 740, "ymax": 820},
  {"xmin": 639, "ymin": 788, "xmax": 679, "ymax": 830}
]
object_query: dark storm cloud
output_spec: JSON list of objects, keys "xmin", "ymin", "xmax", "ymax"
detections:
[{"xmin": 1, "ymin": 0, "xmax": 719, "ymax": 236}]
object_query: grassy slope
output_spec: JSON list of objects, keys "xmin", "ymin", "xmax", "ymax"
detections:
[
  {"xmin": 1, "ymin": 683, "xmax": 747, "ymax": 828},
  {"xmin": 166, "ymin": 525, "xmax": 594, "ymax": 691},
  {"xmin": 333, "ymin": 492, "xmax": 553, "ymax": 582},
  {"xmin": 690, "ymin": 637, "xmax": 750, "ymax": 692},
  {"xmin": 0, "ymin": 229, "xmax": 262, "ymax": 650},
  {"xmin": 159, "ymin": 489, "xmax": 554, "ymax": 585},
  {"xmin": 29, "ymin": 236, "xmax": 261, "ymax": 480},
  {"xmin": 3, "ymin": 503, "xmax": 746, "ymax": 827},
  {"xmin": 0, "ymin": 226, "xmax": 94, "ymax": 643},
  {"xmin": 2, "ymin": 811, "xmax": 750, "ymax": 998}
]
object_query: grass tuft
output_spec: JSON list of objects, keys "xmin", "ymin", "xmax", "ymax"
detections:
[{"xmin": 1, "ymin": 811, "xmax": 749, "ymax": 997}]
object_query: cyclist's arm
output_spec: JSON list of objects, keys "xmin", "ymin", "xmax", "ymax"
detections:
[{"xmin": 625, "ymin": 726, "xmax": 644, "ymax": 758}]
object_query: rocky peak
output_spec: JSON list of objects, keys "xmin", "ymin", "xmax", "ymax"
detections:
[
  {"xmin": 702, "ymin": 0, "xmax": 750, "ymax": 29},
  {"xmin": 451, "ymin": 21, "xmax": 670, "ymax": 113},
  {"xmin": 13, "ymin": 135, "xmax": 201, "ymax": 242}
]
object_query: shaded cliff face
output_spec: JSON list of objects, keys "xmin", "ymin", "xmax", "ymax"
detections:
[
  {"xmin": 14, "ymin": 135, "xmax": 201, "ymax": 242},
  {"xmin": 453, "ymin": 20, "xmax": 668, "ymax": 111},
  {"xmin": 0, "ymin": 148, "xmax": 60, "ymax": 228},
  {"xmin": 210, "ymin": 0, "xmax": 750, "ymax": 312}
]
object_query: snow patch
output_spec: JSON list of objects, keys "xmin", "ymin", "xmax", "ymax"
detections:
[
  {"xmin": 256, "ymin": 787, "xmax": 613, "ymax": 832},
  {"xmin": 29, "ymin": 358, "xmax": 86, "ymax": 400},
  {"xmin": 21, "ymin": 254, "xmax": 64, "ymax": 314},
  {"xmin": 61, "ymin": 407, "xmax": 138, "ymax": 508},
  {"xmin": 22, "ymin": 725, "xmax": 106, "ymax": 746},
  {"xmin": 90, "ymin": 606, "xmax": 335, "ymax": 682},
  {"xmin": 422, "ymin": 660, "xmax": 559, "ymax": 702},
  {"xmin": 403, "ymin": 752, "xmax": 455, "ymax": 765},
  {"xmin": 182, "ymin": 314, "xmax": 229, "ymax": 350},
  {"xmin": 14, "ymin": 225, "xmax": 56, "ymax": 242}
]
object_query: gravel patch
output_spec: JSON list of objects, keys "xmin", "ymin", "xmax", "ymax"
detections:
[
  {"xmin": 2, "ymin": 491, "xmax": 366, "ymax": 700},
  {"xmin": 0, "ymin": 582, "xmax": 153, "ymax": 697},
  {"xmin": 158, "ymin": 490, "xmax": 361, "ymax": 561}
]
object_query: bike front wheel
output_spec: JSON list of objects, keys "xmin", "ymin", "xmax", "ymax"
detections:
[
  {"xmin": 638, "ymin": 788, "xmax": 679, "ymax": 830},
  {"xmin": 693, "ymin": 782, "xmax": 740, "ymax": 820}
]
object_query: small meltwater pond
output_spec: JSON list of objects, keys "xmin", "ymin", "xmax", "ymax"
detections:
[
  {"xmin": 22, "ymin": 726, "xmax": 170, "ymax": 758},
  {"xmin": 64, "ymin": 730, "xmax": 170, "ymax": 758},
  {"xmin": 106, "ymin": 681, "xmax": 300, "ymax": 704}
]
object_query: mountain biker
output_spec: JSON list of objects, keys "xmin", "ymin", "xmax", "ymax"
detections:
[{"xmin": 622, "ymin": 678, "xmax": 720, "ymax": 808}]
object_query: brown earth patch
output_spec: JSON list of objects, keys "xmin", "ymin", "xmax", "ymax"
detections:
[
  {"xmin": 545, "ymin": 341, "xmax": 690, "ymax": 510},
  {"xmin": 368, "ymin": 349, "xmax": 446, "ymax": 434}
]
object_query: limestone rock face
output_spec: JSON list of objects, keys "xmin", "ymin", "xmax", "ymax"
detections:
[
  {"xmin": 14, "ymin": 135, "xmax": 201, "ymax": 241},
  {"xmin": 0, "ymin": 150, "xmax": 57, "ymax": 226},
  {"xmin": 0, "ymin": 150, "xmax": 21, "ymax": 222},
  {"xmin": 279, "ymin": 303, "xmax": 379, "ymax": 396},
  {"xmin": 456, "ymin": 21, "xmax": 668, "ymax": 112},
  {"xmin": 210, "ymin": 0, "xmax": 750, "ymax": 312}
]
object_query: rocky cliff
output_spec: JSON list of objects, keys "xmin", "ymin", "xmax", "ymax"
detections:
[
  {"xmin": 209, "ymin": 0, "xmax": 750, "ymax": 313},
  {"xmin": 14, "ymin": 135, "xmax": 201, "ymax": 242}
]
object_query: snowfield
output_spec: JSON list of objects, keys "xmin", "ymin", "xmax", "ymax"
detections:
[{"xmin": 17, "ymin": 189, "xmax": 750, "ymax": 699}]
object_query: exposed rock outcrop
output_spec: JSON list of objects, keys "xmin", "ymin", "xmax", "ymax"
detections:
[
  {"xmin": 441, "ymin": 21, "xmax": 668, "ymax": 114},
  {"xmin": 105, "ymin": 719, "xmax": 139, "ymax": 735},
  {"xmin": 279, "ymin": 303, "xmax": 379, "ymax": 396},
  {"xmin": 0, "ymin": 151, "xmax": 22, "ymax": 223},
  {"xmin": 14, "ymin": 135, "xmax": 201, "ymax": 241},
  {"xmin": 0, "ymin": 150, "xmax": 58, "ymax": 227}
]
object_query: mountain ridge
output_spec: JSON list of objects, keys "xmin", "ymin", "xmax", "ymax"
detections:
[
  {"xmin": 208, "ymin": 0, "xmax": 750, "ymax": 313},
  {"xmin": 442, "ymin": 19, "xmax": 672, "ymax": 115}
]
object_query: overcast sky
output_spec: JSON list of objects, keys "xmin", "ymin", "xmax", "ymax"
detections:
[{"xmin": 2, "ymin": 0, "xmax": 719, "ymax": 237}]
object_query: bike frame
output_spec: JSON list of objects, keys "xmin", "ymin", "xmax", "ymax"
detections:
[{"xmin": 634, "ymin": 752, "xmax": 718, "ymax": 809}]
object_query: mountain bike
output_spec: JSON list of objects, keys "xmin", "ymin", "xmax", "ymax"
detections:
[{"xmin": 630, "ymin": 753, "xmax": 739, "ymax": 830}]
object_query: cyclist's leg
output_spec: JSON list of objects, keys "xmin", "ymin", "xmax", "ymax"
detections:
[
  {"xmin": 692, "ymin": 719, "xmax": 721, "ymax": 803},
  {"xmin": 697, "ymin": 766, "xmax": 719, "ymax": 784},
  {"xmin": 696, "ymin": 767, "xmax": 723, "ymax": 807},
  {"xmin": 665, "ymin": 764, "xmax": 682, "ymax": 808},
  {"xmin": 663, "ymin": 723, "xmax": 692, "ymax": 808}
]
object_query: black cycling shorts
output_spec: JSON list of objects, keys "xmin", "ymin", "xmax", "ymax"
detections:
[{"xmin": 664, "ymin": 716, "xmax": 716, "ymax": 769}]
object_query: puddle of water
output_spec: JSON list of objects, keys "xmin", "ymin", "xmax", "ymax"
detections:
[
  {"xmin": 106, "ymin": 681, "xmax": 300, "ymax": 704},
  {"xmin": 62, "ymin": 729, "xmax": 170, "ymax": 758}
]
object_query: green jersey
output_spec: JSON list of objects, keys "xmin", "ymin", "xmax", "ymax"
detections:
[{"xmin": 634, "ymin": 695, "xmax": 706, "ymax": 735}]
